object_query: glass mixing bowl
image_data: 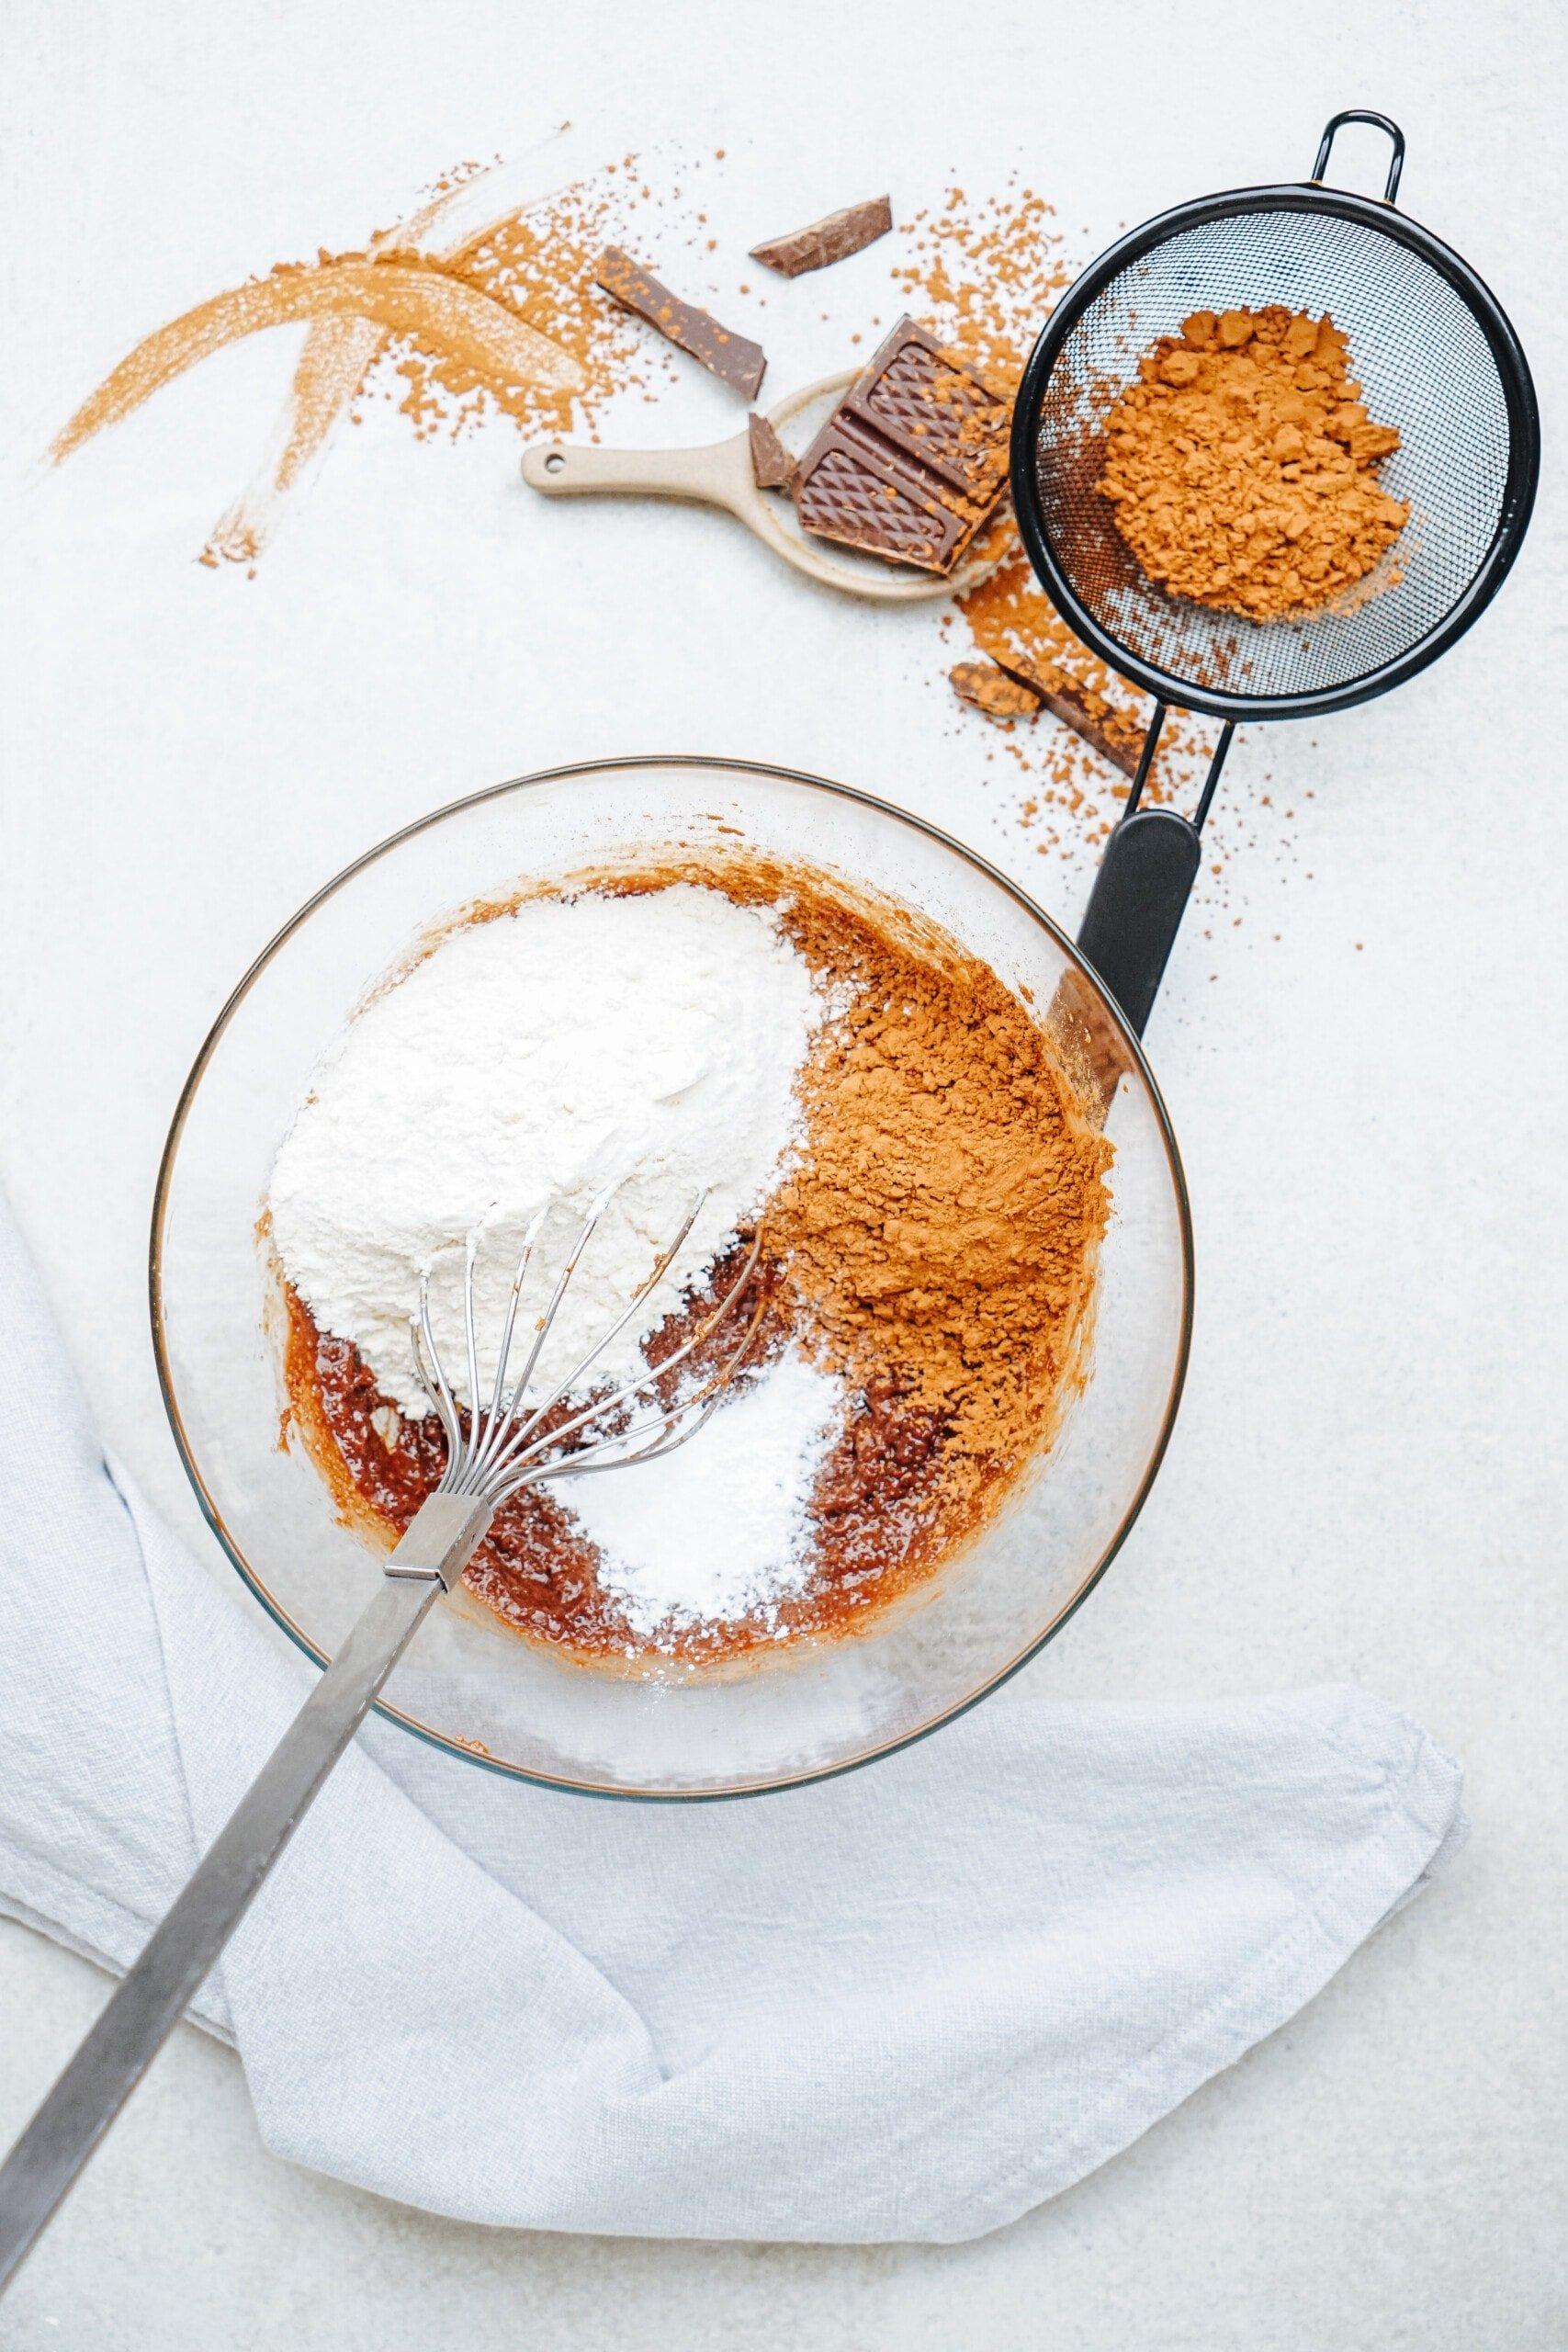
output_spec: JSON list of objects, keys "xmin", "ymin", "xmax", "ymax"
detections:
[{"xmin": 152, "ymin": 756, "xmax": 1192, "ymax": 1797}]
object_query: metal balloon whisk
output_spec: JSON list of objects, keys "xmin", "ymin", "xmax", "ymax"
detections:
[
  {"xmin": 0, "ymin": 1182, "xmax": 766, "ymax": 2289},
  {"xmin": 412, "ymin": 1184, "xmax": 765, "ymax": 1511}
]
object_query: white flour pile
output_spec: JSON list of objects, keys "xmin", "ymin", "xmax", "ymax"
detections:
[
  {"xmin": 558, "ymin": 1346, "xmax": 842, "ymax": 1638},
  {"xmin": 269, "ymin": 884, "xmax": 830, "ymax": 1419}
]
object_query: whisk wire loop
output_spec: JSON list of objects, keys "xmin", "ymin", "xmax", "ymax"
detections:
[{"xmin": 408, "ymin": 1189, "xmax": 764, "ymax": 1511}]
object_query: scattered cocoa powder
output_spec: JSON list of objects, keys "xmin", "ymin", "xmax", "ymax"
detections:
[
  {"xmin": 65, "ymin": 143, "xmax": 1284, "ymax": 888},
  {"xmin": 893, "ymin": 185, "xmax": 1212, "ymax": 844},
  {"xmin": 389, "ymin": 169, "xmax": 671, "ymax": 443},
  {"xmin": 1097, "ymin": 306, "xmax": 1408, "ymax": 622}
]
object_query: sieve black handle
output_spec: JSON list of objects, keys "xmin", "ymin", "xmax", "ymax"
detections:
[
  {"xmin": 1311, "ymin": 110, "xmax": 1405, "ymax": 206},
  {"xmin": 1077, "ymin": 708, "xmax": 1234, "ymax": 1035}
]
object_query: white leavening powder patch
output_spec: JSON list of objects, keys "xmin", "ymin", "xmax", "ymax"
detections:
[
  {"xmin": 268, "ymin": 885, "xmax": 828, "ymax": 1418},
  {"xmin": 555, "ymin": 1348, "xmax": 844, "ymax": 1638}
]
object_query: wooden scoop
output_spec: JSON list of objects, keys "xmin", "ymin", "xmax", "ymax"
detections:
[{"xmin": 521, "ymin": 368, "xmax": 1003, "ymax": 605}]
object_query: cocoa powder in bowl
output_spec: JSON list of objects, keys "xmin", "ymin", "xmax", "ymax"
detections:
[
  {"xmin": 771, "ymin": 876, "xmax": 1111, "ymax": 1523},
  {"xmin": 276, "ymin": 855, "xmax": 1112, "ymax": 1672}
]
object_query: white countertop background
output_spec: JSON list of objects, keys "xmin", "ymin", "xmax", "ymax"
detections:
[{"xmin": 2, "ymin": 1, "xmax": 1564, "ymax": 2344}]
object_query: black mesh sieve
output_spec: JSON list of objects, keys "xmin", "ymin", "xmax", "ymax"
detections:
[
  {"xmin": 1009, "ymin": 119, "xmax": 1540, "ymax": 1033},
  {"xmin": 1011, "ymin": 160, "xmax": 1539, "ymax": 720}
]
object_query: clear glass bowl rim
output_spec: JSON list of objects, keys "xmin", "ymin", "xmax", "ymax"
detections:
[{"xmin": 149, "ymin": 753, "xmax": 1196, "ymax": 1803}]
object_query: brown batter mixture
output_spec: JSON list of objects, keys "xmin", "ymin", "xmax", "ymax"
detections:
[{"xmin": 278, "ymin": 858, "xmax": 1111, "ymax": 1673}]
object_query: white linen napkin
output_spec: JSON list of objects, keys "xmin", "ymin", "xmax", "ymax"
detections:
[{"xmin": 0, "ymin": 1193, "xmax": 1465, "ymax": 2244}]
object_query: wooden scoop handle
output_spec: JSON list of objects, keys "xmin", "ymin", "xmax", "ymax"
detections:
[
  {"xmin": 521, "ymin": 435, "xmax": 748, "ymax": 512},
  {"xmin": 521, "ymin": 372, "xmax": 1002, "ymax": 605}
]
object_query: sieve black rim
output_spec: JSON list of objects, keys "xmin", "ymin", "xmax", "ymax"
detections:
[{"xmin": 1010, "ymin": 181, "xmax": 1540, "ymax": 722}]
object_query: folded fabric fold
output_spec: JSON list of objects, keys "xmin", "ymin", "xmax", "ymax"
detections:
[{"xmin": 0, "ymin": 1193, "xmax": 1465, "ymax": 2243}]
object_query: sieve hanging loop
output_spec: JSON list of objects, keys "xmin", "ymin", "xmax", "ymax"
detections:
[{"xmin": 1311, "ymin": 110, "xmax": 1405, "ymax": 205}]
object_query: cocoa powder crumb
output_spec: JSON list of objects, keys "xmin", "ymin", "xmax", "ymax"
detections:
[{"xmin": 1097, "ymin": 305, "xmax": 1408, "ymax": 621}]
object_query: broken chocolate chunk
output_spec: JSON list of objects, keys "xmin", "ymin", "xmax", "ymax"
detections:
[
  {"xmin": 792, "ymin": 316, "xmax": 1009, "ymax": 573},
  {"xmin": 748, "ymin": 412, "xmax": 796, "ymax": 490},
  {"xmin": 990, "ymin": 655, "xmax": 1142, "ymax": 778},
  {"xmin": 594, "ymin": 247, "xmax": 766, "ymax": 399},
  {"xmin": 950, "ymin": 648, "xmax": 1144, "ymax": 775},
  {"xmin": 750, "ymin": 195, "xmax": 893, "ymax": 278},
  {"xmin": 950, "ymin": 662, "xmax": 1042, "ymax": 721}
]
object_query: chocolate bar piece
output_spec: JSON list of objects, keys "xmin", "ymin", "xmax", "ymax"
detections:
[
  {"xmin": 795, "ymin": 412, "xmax": 968, "ymax": 571},
  {"xmin": 594, "ymin": 248, "xmax": 766, "ymax": 399},
  {"xmin": 793, "ymin": 316, "xmax": 1009, "ymax": 573},
  {"xmin": 950, "ymin": 662, "xmax": 1042, "ymax": 721},
  {"xmin": 750, "ymin": 195, "xmax": 893, "ymax": 278},
  {"xmin": 991, "ymin": 655, "xmax": 1142, "ymax": 779},
  {"xmin": 840, "ymin": 318, "xmax": 1009, "ymax": 505},
  {"xmin": 749, "ymin": 412, "xmax": 796, "ymax": 490}
]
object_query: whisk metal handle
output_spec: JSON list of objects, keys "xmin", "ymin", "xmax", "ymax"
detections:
[{"xmin": 0, "ymin": 1496, "xmax": 484, "ymax": 2291}]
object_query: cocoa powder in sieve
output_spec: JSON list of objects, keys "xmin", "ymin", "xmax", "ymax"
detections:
[{"xmin": 1097, "ymin": 305, "xmax": 1408, "ymax": 622}]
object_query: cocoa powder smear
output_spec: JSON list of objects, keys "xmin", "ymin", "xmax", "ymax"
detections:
[{"xmin": 283, "ymin": 863, "xmax": 1111, "ymax": 1672}]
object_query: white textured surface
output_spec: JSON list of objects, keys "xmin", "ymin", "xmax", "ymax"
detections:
[
  {"xmin": 268, "ymin": 884, "xmax": 822, "ymax": 1416},
  {"xmin": 0, "ymin": 0, "xmax": 1563, "ymax": 2346}
]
